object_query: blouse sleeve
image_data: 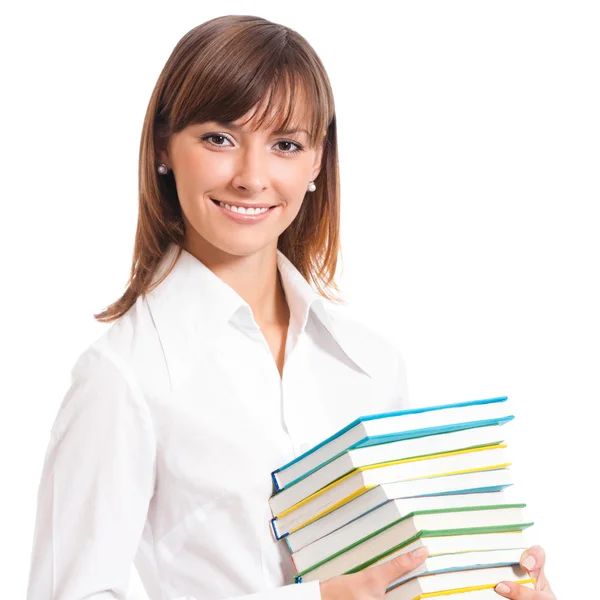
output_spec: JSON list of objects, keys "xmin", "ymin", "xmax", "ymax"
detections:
[
  {"xmin": 25, "ymin": 344, "xmax": 323, "ymax": 600},
  {"xmin": 25, "ymin": 344, "xmax": 157, "ymax": 599},
  {"xmin": 173, "ymin": 583, "xmax": 322, "ymax": 600}
]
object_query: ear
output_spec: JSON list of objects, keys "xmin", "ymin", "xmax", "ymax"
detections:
[
  {"xmin": 154, "ymin": 121, "xmax": 172, "ymax": 168},
  {"xmin": 311, "ymin": 143, "xmax": 325, "ymax": 182},
  {"xmin": 156, "ymin": 148, "xmax": 170, "ymax": 168},
  {"xmin": 154, "ymin": 141, "xmax": 171, "ymax": 169}
]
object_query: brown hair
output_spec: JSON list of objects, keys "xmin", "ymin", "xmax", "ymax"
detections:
[{"xmin": 94, "ymin": 14, "xmax": 343, "ymax": 323}]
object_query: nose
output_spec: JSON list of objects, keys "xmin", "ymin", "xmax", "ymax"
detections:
[{"xmin": 231, "ymin": 142, "xmax": 269, "ymax": 195}]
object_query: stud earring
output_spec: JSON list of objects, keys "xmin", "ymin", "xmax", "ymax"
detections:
[
  {"xmin": 157, "ymin": 163, "xmax": 168, "ymax": 175},
  {"xmin": 307, "ymin": 181, "xmax": 316, "ymax": 192}
]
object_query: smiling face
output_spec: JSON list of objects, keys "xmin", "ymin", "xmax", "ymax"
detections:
[{"xmin": 156, "ymin": 88, "xmax": 325, "ymax": 261}]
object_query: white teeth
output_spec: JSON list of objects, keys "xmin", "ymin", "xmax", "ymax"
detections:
[{"xmin": 218, "ymin": 201, "xmax": 270, "ymax": 215}]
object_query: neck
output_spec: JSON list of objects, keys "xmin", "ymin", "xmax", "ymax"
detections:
[{"xmin": 183, "ymin": 234, "xmax": 289, "ymax": 328}]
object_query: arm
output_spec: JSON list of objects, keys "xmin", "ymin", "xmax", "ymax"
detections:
[
  {"xmin": 25, "ymin": 344, "xmax": 157, "ymax": 599},
  {"xmin": 173, "ymin": 551, "xmax": 429, "ymax": 600}
]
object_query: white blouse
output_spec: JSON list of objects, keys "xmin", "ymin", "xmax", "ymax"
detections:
[{"xmin": 26, "ymin": 243, "xmax": 409, "ymax": 600}]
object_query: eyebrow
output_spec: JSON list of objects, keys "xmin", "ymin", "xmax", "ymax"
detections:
[{"xmin": 209, "ymin": 120, "xmax": 309, "ymax": 137}]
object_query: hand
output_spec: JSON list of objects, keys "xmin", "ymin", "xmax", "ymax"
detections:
[
  {"xmin": 319, "ymin": 546, "xmax": 428, "ymax": 600},
  {"xmin": 494, "ymin": 545, "xmax": 556, "ymax": 598}
]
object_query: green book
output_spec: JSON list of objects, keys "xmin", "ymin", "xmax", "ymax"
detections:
[{"xmin": 295, "ymin": 504, "xmax": 533, "ymax": 583}]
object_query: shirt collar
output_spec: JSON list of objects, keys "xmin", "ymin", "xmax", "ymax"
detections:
[{"xmin": 145, "ymin": 243, "xmax": 373, "ymax": 389}]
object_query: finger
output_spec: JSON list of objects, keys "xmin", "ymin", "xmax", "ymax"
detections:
[
  {"xmin": 372, "ymin": 546, "xmax": 428, "ymax": 587},
  {"xmin": 520, "ymin": 545, "xmax": 546, "ymax": 577},
  {"xmin": 520, "ymin": 545, "xmax": 552, "ymax": 591},
  {"xmin": 494, "ymin": 580, "xmax": 537, "ymax": 598}
]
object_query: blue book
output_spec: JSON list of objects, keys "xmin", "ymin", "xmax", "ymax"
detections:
[{"xmin": 271, "ymin": 396, "xmax": 513, "ymax": 493}]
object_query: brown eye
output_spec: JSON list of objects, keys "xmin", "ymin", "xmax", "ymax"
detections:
[
  {"xmin": 275, "ymin": 140, "xmax": 304, "ymax": 155},
  {"xmin": 203, "ymin": 134, "xmax": 231, "ymax": 147}
]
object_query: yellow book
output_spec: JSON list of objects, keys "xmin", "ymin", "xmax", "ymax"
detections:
[
  {"xmin": 271, "ymin": 444, "xmax": 510, "ymax": 537},
  {"xmin": 270, "ymin": 425, "xmax": 506, "ymax": 517},
  {"xmin": 417, "ymin": 583, "xmax": 535, "ymax": 598},
  {"xmin": 384, "ymin": 564, "xmax": 534, "ymax": 600}
]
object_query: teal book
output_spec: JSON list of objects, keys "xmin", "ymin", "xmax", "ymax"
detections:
[{"xmin": 271, "ymin": 396, "xmax": 513, "ymax": 493}]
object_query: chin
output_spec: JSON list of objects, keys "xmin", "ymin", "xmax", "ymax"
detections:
[{"xmin": 204, "ymin": 234, "xmax": 279, "ymax": 259}]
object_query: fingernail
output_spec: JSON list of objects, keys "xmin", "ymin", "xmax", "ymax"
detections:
[
  {"xmin": 495, "ymin": 583, "xmax": 510, "ymax": 595},
  {"xmin": 410, "ymin": 547, "xmax": 428, "ymax": 559},
  {"xmin": 522, "ymin": 555, "xmax": 536, "ymax": 571}
]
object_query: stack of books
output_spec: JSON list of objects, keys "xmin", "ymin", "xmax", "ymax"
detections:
[{"xmin": 268, "ymin": 396, "xmax": 536, "ymax": 599}]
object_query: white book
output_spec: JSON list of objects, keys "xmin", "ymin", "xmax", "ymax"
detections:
[
  {"xmin": 384, "ymin": 564, "xmax": 532, "ymax": 599},
  {"xmin": 372, "ymin": 531, "xmax": 529, "ymax": 570},
  {"xmin": 271, "ymin": 425, "xmax": 505, "ymax": 517},
  {"xmin": 297, "ymin": 505, "xmax": 531, "ymax": 583},
  {"xmin": 271, "ymin": 445, "xmax": 510, "ymax": 537},
  {"xmin": 388, "ymin": 548, "xmax": 527, "ymax": 587},
  {"xmin": 273, "ymin": 397, "xmax": 512, "ymax": 491},
  {"xmin": 285, "ymin": 469, "xmax": 513, "ymax": 551},
  {"xmin": 292, "ymin": 491, "xmax": 515, "ymax": 573}
]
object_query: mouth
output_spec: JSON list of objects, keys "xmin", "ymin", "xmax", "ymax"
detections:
[{"xmin": 210, "ymin": 198, "xmax": 277, "ymax": 216}]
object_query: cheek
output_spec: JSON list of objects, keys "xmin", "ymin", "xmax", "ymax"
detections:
[
  {"xmin": 178, "ymin": 152, "xmax": 224, "ymax": 192},
  {"xmin": 274, "ymin": 161, "xmax": 313, "ymax": 200},
  {"xmin": 278, "ymin": 195, "xmax": 308, "ymax": 233},
  {"xmin": 172, "ymin": 142, "xmax": 229, "ymax": 190}
]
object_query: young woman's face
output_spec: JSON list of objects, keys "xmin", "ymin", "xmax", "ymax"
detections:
[{"xmin": 159, "ymin": 96, "xmax": 324, "ymax": 260}]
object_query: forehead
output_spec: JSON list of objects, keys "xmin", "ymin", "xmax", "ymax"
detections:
[{"xmin": 231, "ymin": 82, "xmax": 313, "ymax": 134}]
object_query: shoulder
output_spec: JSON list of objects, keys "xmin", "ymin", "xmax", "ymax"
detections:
[
  {"xmin": 88, "ymin": 295, "xmax": 170, "ymax": 397},
  {"xmin": 50, "ymin": 332, "xmax": 155, "ymax": 445},
  {"xmin": 52, "ymin": 295, "xmax": 169, "ymax": 437}
]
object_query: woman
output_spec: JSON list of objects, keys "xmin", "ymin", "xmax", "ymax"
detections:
[{"xmin": 26, "ymin": 15, "xmax": 556, "ymax": 600}]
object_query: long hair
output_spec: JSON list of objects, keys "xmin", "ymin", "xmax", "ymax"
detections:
[{"xmin": 94, "ymin": 15, "xmax": 342, "ymax": 323}]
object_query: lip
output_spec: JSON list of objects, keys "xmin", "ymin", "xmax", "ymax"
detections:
[
  {"xmin": 210, "ymin": 197, "xmax": 276, "ymax": 209},
  {"xmin": 210, "ymin": 197, "xmax": 277, "ymax": 223}
]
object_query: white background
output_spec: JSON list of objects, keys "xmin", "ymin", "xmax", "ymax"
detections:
[{"xmin": 2, "ymin": 1, "xmax": 598, "ymax": 598}]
